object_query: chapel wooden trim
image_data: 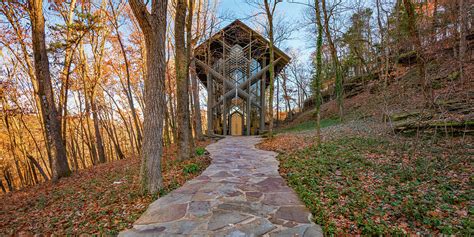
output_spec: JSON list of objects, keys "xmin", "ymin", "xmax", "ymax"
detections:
[{"xmin": 194, "ymin": 20, "xmax": 290, "ymax": 136}]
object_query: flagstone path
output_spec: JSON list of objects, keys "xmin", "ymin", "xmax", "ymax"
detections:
[{"xmin": 120, "ymin": 136, "xmax": 323, "ymax": 237}]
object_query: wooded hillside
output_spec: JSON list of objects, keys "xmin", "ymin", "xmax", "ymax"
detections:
[{"xmin": 0, "ymin": 0, "xmax": 472, "ymax": 235}]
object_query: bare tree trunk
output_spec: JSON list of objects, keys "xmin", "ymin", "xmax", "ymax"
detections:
[
  {"xmin": 168, "ymin": 82, "xmax": 178, "ymax": 142},
  {"xmin": 190, "ymin": 60, "xmax": 204, "ymax": 140},
  {"xmin": 459, "ymin": 0, "xmax": 467, "ymax": 83},
  {"xmin": 129, "ymin": 0, "xmax": 168, "ymax": 194},
  {"xmin": 26, "ymin": 155, "xmax": 48, "ymax": 181},
  {"xmin": 282, "ymin": 73, "xmax": 292, "ymax": 121},
  {"xmin": 0, "ymin": 179, "xmax": 6, "ymax": 193},
  {"xmin": 321, "ymin": 0, "xmax": 344, "ymax": 120},
  {"xmin": 109, "ymin": 0, "xmax": 143, "ymax": 150},
  {"xmin": 91, "ymin": 100, "xmax": 106, "ymax": 163},
  {"xmin": 4, "ymin": 168, "xmax": 14, "ymax": 191},
  {"xmin": 175, "ymin": 0, "xmax": 192, "ymax": 160},
  {"xmin": 264, "ymin": 0, "xmax": 279, "ymax": 138},
  {"xmin": 59, "ymin": 0, "xmax": 77, "ymax": 142},
  {"xmin": 2, "ymin": 106, "xmax": 24, "ymax": 187},
  {"xmin": 101, "ymin": 111, "xmax": 126, "ymax": 160},
  {"xmin": 187, "ymin": 0, "xmax": 203, "ymax": 141},
  {"xmin": 276, "ymin": 75, "xmax": 280, "ymax": 125},
  {"xmin": 28, "ymin": 0, "xmax": 71, "ymax": 181},
  {"xmin": 1, "ymin": 7, "xmax": 53, "ymax": 166}
]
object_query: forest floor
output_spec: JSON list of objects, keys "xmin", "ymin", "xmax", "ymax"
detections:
[
  {"xmin": 258, "ymin": 119, "xmax": 472, "ymax": 235},
  {"xmin": 258, "ymin": 57, "xmax": 473, "ymax": 235},
  {"xmin": 0, "ymin": 140, "xmax": 213, "ymax": 235}
]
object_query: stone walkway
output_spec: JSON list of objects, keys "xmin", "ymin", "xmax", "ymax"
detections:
[{"xmin": 120, "ymin": 136, "xmax": 323, "ymax": 237}]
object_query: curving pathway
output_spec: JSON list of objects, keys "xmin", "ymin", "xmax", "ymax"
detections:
[{"xmin": 120, "ymin": 136, "xmax": 322, "ymax": 236}]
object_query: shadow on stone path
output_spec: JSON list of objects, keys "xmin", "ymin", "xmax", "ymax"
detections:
[{"xmin": 120, "ymin": 136, "xmax": 323, "ymax": 236}]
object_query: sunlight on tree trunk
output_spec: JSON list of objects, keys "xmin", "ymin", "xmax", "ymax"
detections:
[
  {"xmin": 129, "ymin": 0, "xmax": 168, "ymax": 194},
  {"xmin": 28, "ymin": 0, "xmax": 71, "ymax": 181}
]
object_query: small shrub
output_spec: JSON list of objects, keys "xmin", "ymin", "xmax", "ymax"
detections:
[
  {"xmin": 183, "ymin": 163, "xmax": 200, "ymax": 174},
  {"xmin": 195, "ymin": 147, "xmax": 206, "ymax": 156}
]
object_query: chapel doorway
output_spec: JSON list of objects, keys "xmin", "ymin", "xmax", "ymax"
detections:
[{"xmin": 230, "ymin": 112, "xmax": 243, "ymax": 136}]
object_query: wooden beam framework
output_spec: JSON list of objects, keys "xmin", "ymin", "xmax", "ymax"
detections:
[{"xmin": 194, "ymin": 20, "xmax": 290, "ymax": 136}]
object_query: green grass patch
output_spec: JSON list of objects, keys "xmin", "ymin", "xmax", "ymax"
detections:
[
  {"xmin": 278, "ymin": 136, "xmax": 472, "ymax": 235},
  {"xmin": 277, "ymin": 118, "xmax": 340, "ymax": 133}
]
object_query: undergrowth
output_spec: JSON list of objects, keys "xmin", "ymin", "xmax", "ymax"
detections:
[
  {"xmin": 278, "ymin": 136, "xmax": 473, "ymax": 235},
  {"xmin": 0, "ymin": 142, "xmax": 213, "ymax": 235},
  {"xmin": 277, "ymin": 118, "xmax": 340, "ymax": 133}
]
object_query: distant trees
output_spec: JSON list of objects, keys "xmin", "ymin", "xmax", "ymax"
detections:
[
  {"xmin": 320, "ymin": 0, "xmax": 344, "ymax": 120},
  {"xmin": 458, "ymin": 0, "xmax": 468, "ymax": 83},
  {"xmin": 245, "ymin": 0, "xmax": 284, "ymax": 137},
  {"xmin": 108, "ymin": 0, "xmax": 143, "ymax": 154},
  {"xmin": 1, "ymin": 0, "xmax": 218, "ymax": 193},
  {"xmin": 341, "ymin": 8, "xmax": 374, "ymax": 77},
  {"xmin": 402, "ymin": 0, "xmax": 431, "ymax": 105},
  {"xmin": 0, "ymin": 0, "xmax": 470, "ymax": 193},
  {"xmin": 262, "ymin": 0, "xmax": 280, "ymax": 138}
]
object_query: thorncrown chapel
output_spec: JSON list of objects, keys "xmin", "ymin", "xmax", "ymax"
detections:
[{"xmin": 194, "ymin": 20, "xmax": 290, "ymax": 136}]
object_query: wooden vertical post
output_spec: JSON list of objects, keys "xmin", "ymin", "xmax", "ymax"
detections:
[
  {"xmin": 246, "ymin": 32, "xmax": 252, "ymax": 135},
  {"xmin": 207, "ymin": 73, "xmax": 213, "ymax": 135},
  {"xmin": 260, "ymin": 58, "xmax": 266, "ymax": 133},
  {"xmin": 246, "ymin": 96, "xmax": 251, "ymax": 135},
  {"xmin": 222, "ymin": 35, "xmax": 228, "ymax": 136},
  {"xmin": 223, "ymin": 94, "xmax": 227, "ymax": 135}
]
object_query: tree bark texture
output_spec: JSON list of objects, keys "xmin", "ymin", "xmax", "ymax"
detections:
[
  {"xmin": 28, "ymin": 0, "xmax": 71, "ymax": 181},
  {"xmin": 129, "ymin": 0, "xmax": 168, "ymax": 194}
]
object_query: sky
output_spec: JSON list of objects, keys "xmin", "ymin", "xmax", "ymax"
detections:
[{"xmin": 217, "ymin": 0, "xmax": 313, "ymax": 60}]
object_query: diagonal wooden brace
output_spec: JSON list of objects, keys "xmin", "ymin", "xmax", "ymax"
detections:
[
  {"xmin": 195, "ymin": 59, "xmax": 260, "ymax": 108},
  {"xmin": 238, "ymin": 57, "xmax": 281, "ymax": 90},
  {"xmin": 213, "ymin": 87, "xmax": 261, "ymax": 109},
  {"xmin": 214, "ymin": 57, "xmax": 282, "ymax": 104}
]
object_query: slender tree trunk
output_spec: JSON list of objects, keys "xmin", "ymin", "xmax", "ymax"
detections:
[
  {"xmin": 321, "ymin": 0, "xmax": 343, "ymax": 120},
  {"xmin": 26, "ymin": 155, "xmax": 49, "ymax": 181},
  {"xmin": 2, "ymin": 8, "xmax": 53, "ymax": 166},
  {"xmin": 167, "ymin": 72, "xmax": 178, "ymax": 142},
  {"xmin": 4, "ymin": 169, "xmax": 14, "ymax": 191},
  {"xmin": 59, "ymin": 0, "xmax": 77, "ymax": 142},
  {"xmin": 459, "ymin": 0, "xmax": 467, "ymax": 83},
  {"xmin": 314, "ymin": 0, "xmax": 323, "ymax": 144},
  {"xmin": 282, "ymin": 73, "xmax": 292, "ymax": 120},
  {"xmin": 2, "ymin": 108, "xmax": 24, "ymax": 187},
  {"xmin": 188, "ymin": 1, "xmax": 204, "ymax": 141},
  {"xmin": 109, "ymin": 0, "xmax": 143, "ymax": 150},
  {"xmin": 101, "ymin": 112, "xmax": 126, "ymax": 160},
  {"xmin": 175, "ymin": 0, "xmax": 192, "ymax": 160},
  {"xmin": 264, "ymin": 0, "xmax": 277, "ymax": 138},
  {"xmin": 28, "ymin": 0, "xmax": 71, "ymax": 181},
  {"xmin": 190, "ymin": 60, "xmax": 204, "ymax": 140},
  {"xmin": 91, "ymin": 100, "xmax": 106, "ymax": 163},
  {"xmin": 276, "ymin": 75, "xmax": 280, "ymax": 125},
  {"xmin": 0, "ymin": 179, "xmax": 6, "ymax": 193}
]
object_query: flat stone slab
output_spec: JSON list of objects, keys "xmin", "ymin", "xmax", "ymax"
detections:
[{"xmin": 119, "ymin": 136, "xmax": 323, "ymax": 236}]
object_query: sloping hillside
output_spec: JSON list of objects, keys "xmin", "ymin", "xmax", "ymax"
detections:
[
  {"xmin": 285, "ymin": 56, "xmax": 473, "ymax": 135},
  {"xmin": 0, "ymin": 141, "xmax": 213, "ymax": 235},
  {"xmin": 260, "ymin": 53, "xmax": 473, "ymax": 235}
]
